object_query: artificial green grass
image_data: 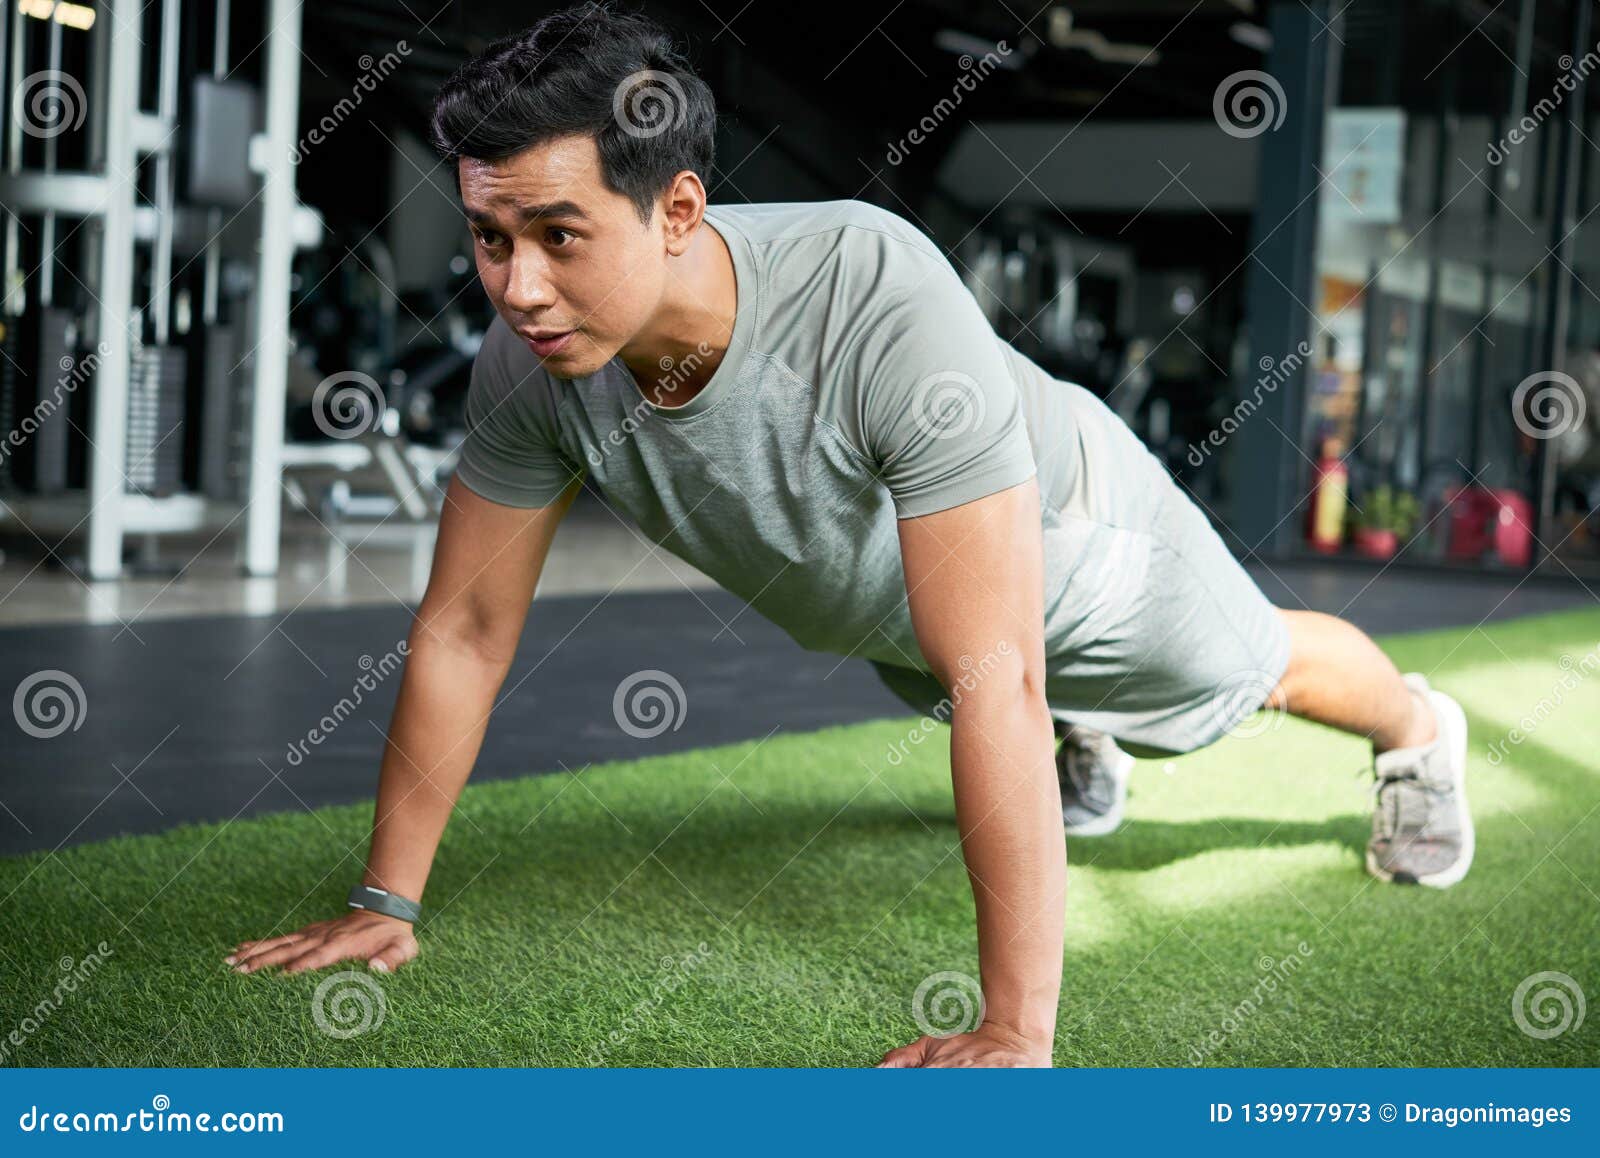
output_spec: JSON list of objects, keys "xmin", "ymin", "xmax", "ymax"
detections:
[{"xmin": 2, "ymin": 606, "xmax": 1598, "ymax": 1067}]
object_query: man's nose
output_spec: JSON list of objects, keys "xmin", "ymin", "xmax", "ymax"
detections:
[{"xmin": 502, "ymin": 248, "xmax": 556, "ymax": 315}]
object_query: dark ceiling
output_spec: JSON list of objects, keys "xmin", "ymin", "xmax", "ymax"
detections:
[
  {"xmin": 290, "ymin": 0, "xmax": 1273, "ymax": 140},
  {"xmin": 258, "ymin": 0, "xmax": 1277, "ymax": 216},
  {"xmin": 203, "ymin": 0, "xmax": 1600, "ymax": 236},
  {"xmin": 275, "ymin": 0, "xmax": 1598, "ymax": 182}
]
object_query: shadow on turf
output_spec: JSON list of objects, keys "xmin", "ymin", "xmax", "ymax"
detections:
[
  {"xmin": 421, "ymin": 691, "xmax": 1600, "ymax": 948},
  {"xmin": 1063, "ymin": 815, "xmax": 1370, "ymax": 871}
]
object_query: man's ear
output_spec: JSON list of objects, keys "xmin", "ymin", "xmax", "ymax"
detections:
[{"xmin": 661, "ymin": 171, "xmax": 707, "ymax": 256}]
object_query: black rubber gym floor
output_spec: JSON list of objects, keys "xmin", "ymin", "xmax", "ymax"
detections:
[{"xmin": 0, "ymin": 560, "xmax": 1593, "ymax": 856}]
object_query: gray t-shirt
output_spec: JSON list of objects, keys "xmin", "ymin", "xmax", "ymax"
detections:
[{"xmin": 455, "ymin": 199, "xmax": 1166, "ymax": 674}]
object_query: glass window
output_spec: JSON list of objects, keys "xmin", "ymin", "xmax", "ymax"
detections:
[{"xmin": 1301, "ymin": 0, "xmax": 1577, "ymax": 569}]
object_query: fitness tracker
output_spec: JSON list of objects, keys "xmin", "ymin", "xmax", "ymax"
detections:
[{"xmin": 347, "ymin": 883, "xmax": 422, "ymax": 924}]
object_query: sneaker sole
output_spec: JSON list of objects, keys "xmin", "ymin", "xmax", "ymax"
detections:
[
  {"xmin": 1062, "ymin": 747, "xmax": 1135, "ymax": 837},
  {"xmin": 1365, "ymin": 687, "xmax": 1474, "ymax": 888}
]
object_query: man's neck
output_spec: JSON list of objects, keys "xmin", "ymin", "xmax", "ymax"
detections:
[{"xmin": 619, "ymin": 218, "xmax": 737, "ymax": 409}]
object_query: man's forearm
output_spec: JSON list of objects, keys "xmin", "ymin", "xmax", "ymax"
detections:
[
  {"xmin": 949, "ymin": 685, "xmax": 1066, "ymax": 1042},
  {"xmin": 361, "ymin": 634, "xmax": 511, "ymax": 902}
]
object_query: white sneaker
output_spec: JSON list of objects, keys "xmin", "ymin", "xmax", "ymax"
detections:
[
  {"xmin": 1366, "ymin": 673, "xmax": 1474, "ymax": 888},
  {"xmin": 1055, "ymin": 721, "xmax": 1134, "ymax": 836}
]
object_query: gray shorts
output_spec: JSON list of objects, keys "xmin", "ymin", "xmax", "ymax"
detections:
[{"xmin": 870, "ymin": 459, "xmax": 1291, "ymax": 760}]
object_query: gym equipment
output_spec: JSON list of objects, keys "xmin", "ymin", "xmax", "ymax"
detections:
[
  {"xmin": 0, "ymin": 313, "xmax": 17, "ymax": 494},
  {"xmin": 186, "ymin": 75, "xmax": 257, "ymax": 209},
  {"xmin": 126, "ymin": 330, "xmax": 186, "ymax": 496},
  {"xmin": 0, "ymin": 0, "xmax": 22, "ymax": 496},
  {"xmin": 199, "ymin": 318, "xmax": 251, "ymax": 502},
  {"xmin": 958, "ymin": 215, "xmax": 1134, "ymax": 388},
  {"xmin": 0, "ymin": 0, "xmax": 317, "ymax": 578},
  {"xmin": 30, "ymin": 306, "xmax": 78, "ymax": 494},
  {"xmin": 135, "ymin": 0, "xmax": 185, "ymax": 498}
]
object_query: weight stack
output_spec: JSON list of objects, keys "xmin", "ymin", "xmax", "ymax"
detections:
[
  {"xmin": 32, "ymin": 307, "xmax": 80, "ymax": 494},
  {"xmin": 126, "ymin": 344, "xmax": 187, "ymax": 495},
  {"xmin": 199, "ymin": 323, "xmax": 251, "ymax": 501}
]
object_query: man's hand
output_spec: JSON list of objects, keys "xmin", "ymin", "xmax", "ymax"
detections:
[
  {"xmin": 224, "ymin": 910, "xmax": 417, "ymax": 976},
  {"xmin": 876, "ymin": 1022, "xmax": 1053, "ymax": 1068}
]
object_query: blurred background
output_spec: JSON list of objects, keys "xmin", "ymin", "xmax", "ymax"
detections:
[
  {"xmin": 3, "ymin": 4, "xmax": 1597, "ymax": 1078},
  {"xmin": 3, "ymin": 0, "xmax": 1600, "ymax": 615}
]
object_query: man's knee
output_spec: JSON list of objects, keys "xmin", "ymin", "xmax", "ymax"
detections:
[{"xmin": 1265, "ymin": 606, "xmax": 1312, "ymax": 715}]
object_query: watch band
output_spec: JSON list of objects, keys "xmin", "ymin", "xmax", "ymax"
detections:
[{"xmin": 347, "ymin": 883, "xmax": 422, "ymax": 924}]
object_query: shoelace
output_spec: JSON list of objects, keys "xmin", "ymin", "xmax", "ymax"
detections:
[{"xmin": 1370, "ymin": 765, "xmax": 1454, "ymax": 833}]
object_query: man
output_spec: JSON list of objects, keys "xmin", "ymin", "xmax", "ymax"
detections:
[{"xmin": 224, "ymin": 5, "xmax": 1472, "ymax": 1068}]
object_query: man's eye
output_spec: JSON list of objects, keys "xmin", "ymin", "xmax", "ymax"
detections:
[
  {"xmin": 546, "ymin": 227, "xmax": 574, "ymax": 246},
  {"xmin": 473, "ymin": 230, "xmax": 502, "ymax": 249}
]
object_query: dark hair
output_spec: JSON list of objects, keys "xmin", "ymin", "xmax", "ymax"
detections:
[{"xmin": 428, "ymin": 3, "xmax": 717, "ymax": 224}]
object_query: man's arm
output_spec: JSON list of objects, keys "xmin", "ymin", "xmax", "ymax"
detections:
[
  {"xmin": 876, "ymin": 476, "xmax": 1065, "ymax": 1067},
  {"xmin": 224, "ymin": 474, "xmax": 579, "ymax": 975}
]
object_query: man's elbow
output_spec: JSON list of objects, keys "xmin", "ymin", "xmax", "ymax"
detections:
[
  {"xmin": 410, "ymin": 606, "xmax": 522, "ymax": 669},
  {"xmin": 936, "ymin": 649, "xmax": 1048, "ymax": 716}
]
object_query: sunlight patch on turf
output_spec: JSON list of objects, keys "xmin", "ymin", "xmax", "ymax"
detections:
[{"xmin": 1120, "ymin": 841, "xmax": 1355, "ymax": 913}]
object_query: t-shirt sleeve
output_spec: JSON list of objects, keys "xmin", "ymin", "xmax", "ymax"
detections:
[
  {"xmin": 453, "ymin": 321, "xmax": 585, "ymax": 508},
  {"xmin": 858, "ymin": 254, "xmax": 1038, "ymax": 519}
]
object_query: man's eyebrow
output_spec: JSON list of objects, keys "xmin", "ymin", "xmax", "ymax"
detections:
[{"xmin": 465, "ymin": 200, "xmax": 591, "ymax": 226}]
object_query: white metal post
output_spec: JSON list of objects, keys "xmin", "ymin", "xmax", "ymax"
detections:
[
  {"xmin": 86, "ymin": 0, "xmax": 143, "ymax": 580},
  {"xmin": 244, "ymin": 0, "xmax": 303, "ymax": 576}
]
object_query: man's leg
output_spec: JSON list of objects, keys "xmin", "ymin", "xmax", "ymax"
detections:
[
  {"xmin": 1264, "ymin": 606, "xmax": 1473, "ymax": 887},
  {"xmin": 1263, "ymin": 608, "xmax": 1436, "ymax": 753}
]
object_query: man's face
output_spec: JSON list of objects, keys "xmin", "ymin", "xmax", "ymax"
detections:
[{"xmin": 460, "ymin": 135, "xmax": 665, "ymax": 379}]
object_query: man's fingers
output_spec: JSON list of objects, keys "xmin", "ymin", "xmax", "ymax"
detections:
[
  {"xmin": 366, "ymin": 941, "xmax": 416, "ymax": 974},
  {"xmin": 230, "ymin": 918, "xmax": 338, "ymax": 956},
  {"xmin": 231, "ymin": 937, "xmax": 321, "ymax": 973},
  {"xmin": 227, "ymin": 934, "xmax": 305, "ymax": 967},
  {"xmin": 280, "ymin": 940, "xmax": 360, "ymax": 975},
  {"xmin": 876, "ymin": 1037, "xmax": 931, "ymax": 1068},
  {"xmin": 228, "ymin": 923, "xmax": 416, "ymax": 977}
]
